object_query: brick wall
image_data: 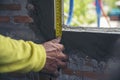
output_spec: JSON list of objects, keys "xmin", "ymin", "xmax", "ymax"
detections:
[
  {"xmin": 0, "ymin": 0, "xmax": 51, "ymax": 80},
  {"xmin": 0, "ymin": 0, "xmax": 39, "ymax": 41},
  {"xmin": 0, "ymin": 0, "xmax": 33, "ymax": 23}
]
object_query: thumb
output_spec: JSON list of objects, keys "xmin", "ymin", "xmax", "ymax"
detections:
[{"xmin": 51, "ymin": 37, "xmax": 61, "ymax": 43}]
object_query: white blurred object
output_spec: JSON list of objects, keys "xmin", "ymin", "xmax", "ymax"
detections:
[{"xmin": 115, "ymin": 0, "xmax": 120, "ymax": 6}]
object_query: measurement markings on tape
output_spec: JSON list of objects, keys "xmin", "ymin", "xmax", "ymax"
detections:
[{"xmin": 54, "ymin": 0, "xmax": 63, "ymax": 37}]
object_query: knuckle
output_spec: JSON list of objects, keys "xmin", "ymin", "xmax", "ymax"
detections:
[{"xmin": 60, "ymin": 53, "xmax": 67, "ymax": 58}]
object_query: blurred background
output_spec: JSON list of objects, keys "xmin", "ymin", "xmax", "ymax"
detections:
[{"xmin": 64, "ymin": 0, "xmax": 120, "ymax": 28}]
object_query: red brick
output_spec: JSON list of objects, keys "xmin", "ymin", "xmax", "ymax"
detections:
[
  {"xmin": 0, "ymin": 4, "xmax": 21, "ymax": 10},
  {"xmin": 14, "ymin": 16, "xmax": 33, "ymax": 23},
  {"xmin": 63, "ymin": 68, "xmax": 107, "ymax": 79},
  {"xmin": 0, "ymin": 16, "xmax": 10, "ymax": 22}
]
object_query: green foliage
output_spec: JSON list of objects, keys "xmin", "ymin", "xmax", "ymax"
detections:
[
  {"xmin": 64, "ymin": 0, "xmax": 96, "ymax": 26},
  {"xmin": 103, "ymin": 0, "xmax": 117, "ymax": 9}
]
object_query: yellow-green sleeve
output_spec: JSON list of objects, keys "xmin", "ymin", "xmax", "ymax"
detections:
[{"xmin": 0, "ymin": 34, "xmax": 46, "ymax": 73}]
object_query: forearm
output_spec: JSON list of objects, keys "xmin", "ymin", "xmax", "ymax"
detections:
[{"xmin": 0, "ymin": 35, "xmax": 46, "ymax": 73}]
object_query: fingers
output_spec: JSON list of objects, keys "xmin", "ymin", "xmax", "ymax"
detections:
[
  {"xmin": 43, "ymin": 42, "xmax": 64, "ymax": 52},
  {"xmin": 42, "ymin": 38, "xmax": 68, "ymax": 78},
  {"xmin": 43, "ymin": 55, "xmax": 67, "ymax": 70},
  {"xmin": 57, "ymin": 52, "xmax": 68, "ymax": 61},
  {"xmin": 43, "ymin": 57, "xmax": 58, "ymax": 72},
  {"xmin": 53, "ymin": 43, "xmax": 64, "ymax": 51},
  {"xmin": 42, "ymin": 57, "xmax": 60, "ymax": 77},
  {"xmin": 47, "ymin": 51, "xmax": 68, "ymax": 61},
  {"xmin": 48, "ymin": 42, "xmax": 64, "ymax": 51},
  {"xmin": 50, "ymin": 38, "xmax": 63, "ymax": 50},
  {"xmin": 47, "ymin": 52, "xmax": 68, "ymax": 68},
  {"xmin": 48, "ymin": 56, "xmax": 67, "ymax": 69},
  {"xmin": 56, "ymin": 59, "xmax": 67, "ymax": 68}
]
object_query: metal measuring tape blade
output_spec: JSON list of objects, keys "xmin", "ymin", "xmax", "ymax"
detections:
[{"xmin": 54, "ymin": 0, "xmax": 64, "ymax": 37}]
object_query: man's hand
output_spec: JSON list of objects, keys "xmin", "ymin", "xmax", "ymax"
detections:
[{"xmin": 41, "ymin": 38, "xmax": 68, "ymax": 77}]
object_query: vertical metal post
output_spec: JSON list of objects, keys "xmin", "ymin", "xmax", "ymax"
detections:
[
  {"xmin": 66, "ymin": 0, "xmax": 74, "ymax": 26},
  {"xmin": 96, "ymin": 0, "xmax": 101, "ymax": 28}
]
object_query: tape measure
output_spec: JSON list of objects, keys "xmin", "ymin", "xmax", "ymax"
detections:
[{"xmin": 54, "ymin": 0, "xmax": 63, "ymax": 37}]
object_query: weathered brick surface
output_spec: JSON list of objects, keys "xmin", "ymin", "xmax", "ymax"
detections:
[
  {"xmin": 0, "ymin": 0, "xmax": 19, "ymax": 4},
  {"xmin": 0, "ymin": 4, "xmax": 21, "ymax": 10},
  {"xmin": 0, "ymin": 0, "xmax": 49, "ymax": 80},
  {"xmin": 14, "ymin": 16, "xmax": 33, "ymax": 23},
  {"xmin": 0, "ymin": 16, "xmax": 10, "ymax": 22}
]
